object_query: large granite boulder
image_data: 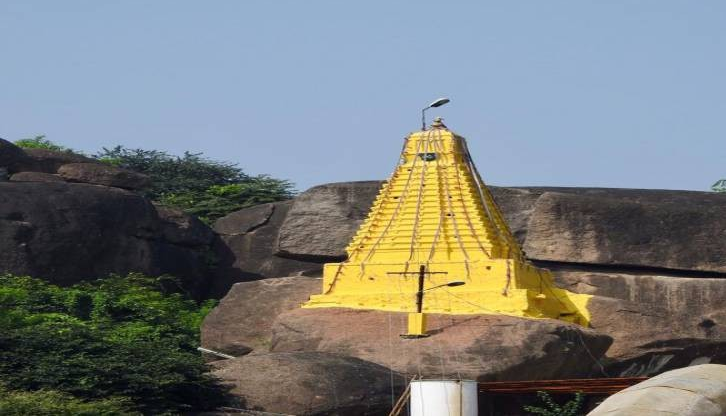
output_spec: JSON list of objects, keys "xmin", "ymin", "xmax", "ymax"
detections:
[
  {"xmin": 212, "ymin": 352, "xmax": 403, "ymax": 416},
  {"xmin": 209, "ymin": 201, "xmax": 322, "ymax": 298},
  {"xmin": 588, "ymin": 364, "xmax": 726, "ymax": 415},
  {"xmin": 21, "ymin": 148, "xmax": 98, "ymax": 173},
  {"xmin": 276, "ymin": 181, "xmax": 383, "ymax": 260},
  {"xmin": 524, "ymin": 189, "xmax": 726, "ymax": 273},
  {"xmin": 154, "ymin": 204, "xmax": 215, "ymax": 247},
  {"xmin": 271, "ymin": 308, "xmax": 612, "ymax": 381},
  {"xmin": 201, "ymin": 276, "xmax": 612, "ymax": 381},
  {"xmin": 58, "ymin": 162, "xmax": 150, "ymax": 190},
  {"xmin": 0, "ymin": 138, "xmax": 32, "ymax": 173},
  {"xmin": 552, "ymin": 268, "xmax": 726, "ymax": 376},
  {"xmin": 201, "ymin": 272, "xmax": 726, "ymax": 381},
  {"xmin": 202, "ymin": 277, "xmax": 322, "ymax": 355},
  {"xmin": 0, "ymin": 181, "xmax": 213, "ymax": 297}
]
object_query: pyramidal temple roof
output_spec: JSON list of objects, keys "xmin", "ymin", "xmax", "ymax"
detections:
[{"xmin": 345, "ymin": 120, "xmax": 522, "ymax": 266}]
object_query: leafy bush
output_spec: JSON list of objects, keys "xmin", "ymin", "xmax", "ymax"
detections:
[
  {"xmin": 524, "ymin": 391, "xmax": 585, "ymax": 416},
  {"xmin": 0, "ymin": 274, "xmax": 225, "ymax": 415},
  {"xmin": 14, "ymin": 135, "xmax": 73, "ymax": 152},
  {"xmin": 713, "ymin": 179, "xmax": 726, "ymax": 192},
  {"xmin": 96, "ymin": 146, "xmax": 294, "ymax": 222},
  {"xmin": 0, "ymin": 386, "xmax": 136, "ymax": 416},
  {"xmin": 159, "ymin": 179, "xmax": 295, "ymax": 223}
]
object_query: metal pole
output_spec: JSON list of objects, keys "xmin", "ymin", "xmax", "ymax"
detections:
[{"xmin": 416, "ymin": 265, "xmax": 425, "ymax": 313}]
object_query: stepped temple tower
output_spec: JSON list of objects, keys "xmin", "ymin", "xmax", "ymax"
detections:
[{"xmin": 304, "ymin": 118, "xmax": 590, "ymax": 335}]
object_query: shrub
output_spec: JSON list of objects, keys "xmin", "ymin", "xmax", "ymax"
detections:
[
  {"xmin": 0, "ymin": 386, "xmax": 136, "ymax": 416},
  {"xmin": 712, "ymin": 179, "xmax": 726, "ymax": 192},
  {"xmin": 523, "ymin": 391, "xmax": 585, "ymax": 416},
  {"xmin": 14, "ymin": 135, "xmax": 73, "ymax": 152},
  {"xmin": 0, "ymin": 274, "xmax": 225, "ymax": 415}
]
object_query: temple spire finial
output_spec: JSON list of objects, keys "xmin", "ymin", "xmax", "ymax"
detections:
[{"xmin": 431, "ymin": 117, "xmax": 447, "ymax": 129}]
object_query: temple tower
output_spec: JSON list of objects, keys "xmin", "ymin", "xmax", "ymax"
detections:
[{"xmin": 304, "ymin": 119, "xmax": 590, "ymax": 333}]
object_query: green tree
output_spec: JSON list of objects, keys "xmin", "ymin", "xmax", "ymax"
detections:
[
  {"xmin": 95, "ymin": 146, "xmax": 294, "ymax": 222},
  {"xmin": 0, "ymin": 274, "xmax": 225, "ymax": 415}
]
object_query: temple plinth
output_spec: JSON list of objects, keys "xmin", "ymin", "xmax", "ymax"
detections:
[{"xmin": 304, "ymin": 119, "xmax": 591, "ymax": 327}]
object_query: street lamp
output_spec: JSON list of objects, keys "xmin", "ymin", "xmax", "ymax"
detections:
[{"xmin": 421, "ymin": 97, "xmax": 450, "ymax": 130}]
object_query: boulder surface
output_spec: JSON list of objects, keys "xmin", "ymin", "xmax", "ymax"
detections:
[
  {"xmin": 276, "ymin": 181, "xmax": 383, "ymax": 260},
  {"xmin": 202, "ymin": 277, "xmax": 322, "ymax": 355},
  {"xmin": 524, "ymin": 189, "xmax": 726, "ymax": 273},
  {"xmin": 202, "ymin": 276, "xmax": 613, "ymax": 381},
  {"xmin": 10, "ymin": 171, "xmax": 66, "ymax": 183},
  {"xmin": 0, "ymin": 181, "xmax": 212, "ymax": 296},
  {"xmin": 210, "ymin": 201, "xmax": 322, "ymax": 297},
  {"xmin": 553, "ymin": 267, "xmax": 726, "ymax": 376},
  {"xmin": 212, "ymin": 352, "xmax": 404, "ymax": 416},
  {"xmin": 271, "ymin": 307, "xmax": 612, "ymax": 381},
  {"xmin": 22, "ymin": 148, "xmax": 98, "ymax": 173},
  {"xmin": 0, "ymin": 138, "xmax": 32, "ymax": 173},
  {"xmin": 58, "ymin": 162, "xmax": 150, "ymax": 190},
  {"xmin": 588, "ymin": 364, "xmax": 726, "ymax": 415}
]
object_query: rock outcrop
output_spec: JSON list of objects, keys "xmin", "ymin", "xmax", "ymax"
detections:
[
  {"xmin": 588, "ymin": 364, "xmax": 726, "ymax": 415},
  {"xmin": 22, "ymin": 147, "xmax": 98, "ymax": 173},
  {"xmin": 202, "ymin": 276, "xmax": 613, "ymax": 380},
  {"xmin": 0, "ymin": 181, "xmax": 212, "ymax": 297},
  {"xmin": 552, "ymin": 267, "xmax": 726, "ymax": 376},
  {"xmin": 209, "ymin": 201, "xmax": 322, "ymax": 298},
  {"xmin": 0, "ymin": 138, "xmax": 32, "ymax": 173},
  {"xmin": 10, "ymin": 171, "xmax": 66, "ymax": 183},
  {"xmin": 271, "ymin": 308, "xmax": 612, "ymax": 381},
  {"xmin": 523, "ymin": 189, "xmax": 726, "ymax": 273},
  {"xmin": 276, "ymin": 181, "xmax": 383, "ymax": 260},
  {"xmin": 58, "ymin": 162, "xmax": 150, "ymax": 190},
  {"xmin": 205, "ymin": 181, "xmax": 726, "ymax": 389},
  {"xmin": 202, "ymin": 277, "xmax": 322, "ymax": 355},
  {"xmin": 212, "ymin": 352, "xmax": 403, "ymax": 416}
]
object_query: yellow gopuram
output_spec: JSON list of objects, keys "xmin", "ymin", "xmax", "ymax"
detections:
[{"xmin": 304, "ymin": 118, "xmax": 590, "ymax": 335}]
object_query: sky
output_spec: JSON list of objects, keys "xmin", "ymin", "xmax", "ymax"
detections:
[{"xmin": 1, "ymin": 1, "xmax": 725, "ymax": 192}]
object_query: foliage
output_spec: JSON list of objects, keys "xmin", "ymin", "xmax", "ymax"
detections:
[
  {"xmin": 523, "ymin": 391, "xmax": 585, "ymax": 416},
  {"xmin": 712, "ymin": 179, "xmax": 726, "ymax": 192},
  {"xmin": 0, "ymin": 274, "xmax": 224, "ymax": 415},
  {"xmin": 14, "ymin": 135, "xmax": 73, "ymax": 153},
  {"xmin": 159, "ymin": 179, "xmax": 294, "ymax": 223},
  {"xmin": 0, "ymin": 385, "xmax": 137, "ymax": 416},
  {"xmin": 95, "ymin": 146, "xmax": 294, "ymax": 222}
]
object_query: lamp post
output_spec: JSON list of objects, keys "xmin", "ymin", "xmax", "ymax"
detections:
[{"xmin": 421, "ymin": 97, "xmax": 450, "ymax": 130}]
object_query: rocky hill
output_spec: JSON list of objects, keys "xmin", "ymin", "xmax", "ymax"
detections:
[
  {"xmin": 201, "ymin": 181, "xmax": 726, "ymax": 414},
  {"xmin": 4, "ymin": 137, "xmax": 726, "ymax": 414},
  {"xmin": 0, "ymin": 138, "xmax": 215, "ymax": 298}
]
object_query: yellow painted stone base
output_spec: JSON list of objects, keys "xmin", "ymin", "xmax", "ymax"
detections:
[{"xmin": 303, "ymin": 260, "xmax": 591, "ymax": 326}]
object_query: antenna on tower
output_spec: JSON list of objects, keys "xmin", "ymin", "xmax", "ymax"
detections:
[{"xmin": 421, "ymin": 97, "xmax": 450, "ymax": 130}]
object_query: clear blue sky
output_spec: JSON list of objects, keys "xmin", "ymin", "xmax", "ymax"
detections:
[{"xmin": 2, "ymin": 1, "xmax": 724, "ymax": 192}]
